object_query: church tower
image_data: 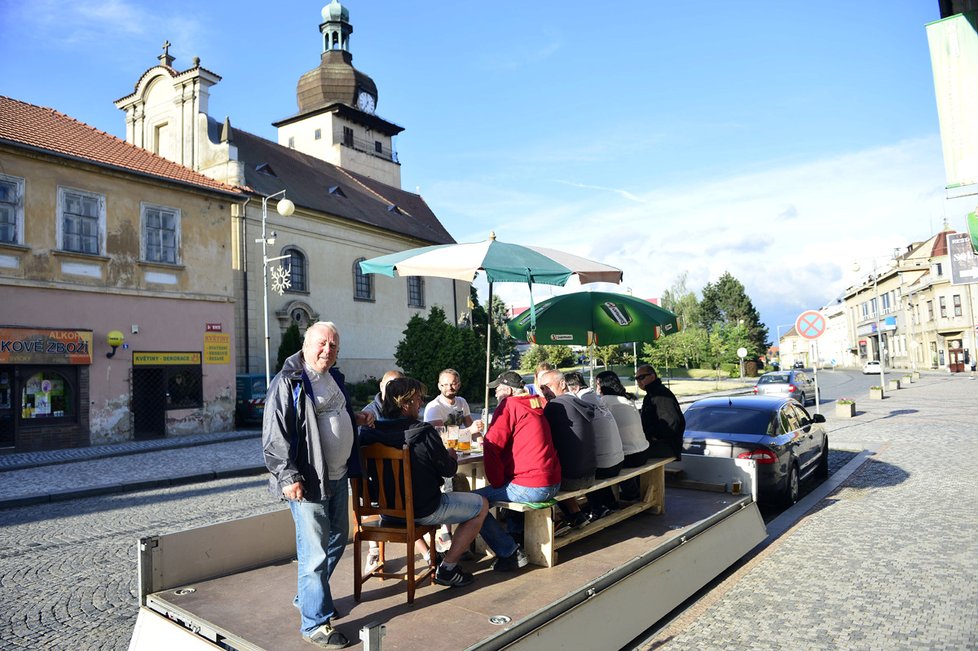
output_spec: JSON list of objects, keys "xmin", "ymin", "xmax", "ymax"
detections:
[{"xmin": 273, "ymin": 0, "xmax": 404, "ymax": 187}]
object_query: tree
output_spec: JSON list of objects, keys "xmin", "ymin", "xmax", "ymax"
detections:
[
  {"xmin": 518, "ymin": 344, "xmax": 576, "ymax": 371},
  {"xmin": 592, "ymin": 344, "xmax": 628, "ymax": 368},
  {"xmin": 394, "ymin": 306, "xmax": 485, "ymax": 399},
  {"xmin": 660, "ymin": 272, "xmax": 701, "ymax": 331},
  {"xmin": 276, "ymin": 323, "xmax": 303, "ymax": 373},
  {"xmin": 699, "ymin": 272, "xmax": 769, "ymax": 355}
]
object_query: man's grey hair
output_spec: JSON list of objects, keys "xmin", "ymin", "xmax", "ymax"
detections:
[{"xmin": 304, "ymin": 321, "xmax": 339, "ymax": 346}]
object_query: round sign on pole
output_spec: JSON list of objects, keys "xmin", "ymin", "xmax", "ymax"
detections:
[
  {"xmin": 795, "ymin": 310, "xmax": 826, "ymax": 340},
  {"xmin": 737, "ymin": 347, "xmax": 748, "ymax": 358}
]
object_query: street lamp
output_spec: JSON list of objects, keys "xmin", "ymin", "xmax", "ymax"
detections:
[
  {"xmin": 853, "ymin": 260, "xmax": 886, "ymax": 391},
  {"xmin": 257, "ymin": 190, "xmax": 295, "ymax": 388}
]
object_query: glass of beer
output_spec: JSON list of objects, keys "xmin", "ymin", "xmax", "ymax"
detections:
[
  {"xmin": 456, "ymin": 426, "xmax": 471, "ymax": 452},
  {"xmin": 446, "ymin": 425, "xmax": 459, "ymax": 450}
]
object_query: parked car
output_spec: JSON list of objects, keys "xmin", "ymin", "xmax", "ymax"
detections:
[
  {"xmin": 792, "ymin": 361, "xmax": 805, "ymax": 369},
  {"xmin": 681, "ymin": 395, "xmax": 829, "ymax": 505},
  {"xmin": 752, "ymin": 369, "xmax": 815, "ymax": 406},
  {"xmin": 862, "ymin": 360, "xmax": 882, "ymax": 375}
]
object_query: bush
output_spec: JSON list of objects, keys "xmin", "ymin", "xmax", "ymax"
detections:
[
  {"xmin": 395, "ymin": 306, "xmax": 486, "ymax": 399},
  {"xmin": 348, "ymin": 377, "xmax": 380, "ymax": 409}
]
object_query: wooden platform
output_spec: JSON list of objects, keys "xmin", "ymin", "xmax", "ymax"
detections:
[{"xmin": 144, "ymin": 488, "xmax": 754, "ymax": 651}]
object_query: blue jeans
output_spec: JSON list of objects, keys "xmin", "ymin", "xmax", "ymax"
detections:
[
  {"xmin": 382, "ymin": 492, "xmax": 485, "ymax": 526},
  {"xmin": 289, "ymin": 477, "xmax": 349, "ymax": 636},
  {"xmin": 474, "ymin": 482, "xmax": 560, "ymax": 557}
]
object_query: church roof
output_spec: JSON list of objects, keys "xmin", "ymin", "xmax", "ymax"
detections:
[
  {"xmin": 0, "ymin": 95, "xmax": 241, "ymax": 197},
  {"xmin": 230, "ymin": 125, "xmax": 454, "ymax": 246}
]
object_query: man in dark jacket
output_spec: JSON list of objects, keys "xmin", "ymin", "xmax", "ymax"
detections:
[
  {"xmin": 262, "ymin": 321, "xmax": 374, "ymax": 650},
  {"xmin": 538, "ymin": 370, "xmax": 596, "ymax": 529},
  {"xmin": 358, "ymin": 377, "xmax": 489, "ymax": 588},
  {"xmin": 636, "ymin": 365, "xmax": 685, "ymax": 459}
]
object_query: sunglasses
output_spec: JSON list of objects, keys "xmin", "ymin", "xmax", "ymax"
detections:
[{"xmin": 635, "ymin": 373, "xmax": 651, "ymax": 381}]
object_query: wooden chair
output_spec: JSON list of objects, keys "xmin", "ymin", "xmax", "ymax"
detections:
[{"xmin": 351, "ymin": 443, "xmax": 439, "ymax": 604}]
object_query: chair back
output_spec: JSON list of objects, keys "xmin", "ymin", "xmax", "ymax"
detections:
[{"xmin": 353, "ymin": 442, "xmax": 418, "ymax": 522}]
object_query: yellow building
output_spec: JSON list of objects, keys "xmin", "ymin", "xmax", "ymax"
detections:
[{"xmin": 0, "ymin": 95, "xmax": 244, "ymax": 450}]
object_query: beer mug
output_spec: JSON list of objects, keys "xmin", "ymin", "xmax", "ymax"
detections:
[
  {"xmin": 457, "ymin": 426, "xmax": 471, "ymax": 452},
  {"xmin": 446, "ymin": 425, "xmax": 459, "ymax": 450}
]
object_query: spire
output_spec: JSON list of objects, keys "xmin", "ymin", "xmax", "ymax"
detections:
[
  {"xmin": 158, "ymin": 40, "xmax": 174, "ymax": 67},
  {"xmin": 321, "ymin": 1, "xmax": 352, "ymax": 54}
]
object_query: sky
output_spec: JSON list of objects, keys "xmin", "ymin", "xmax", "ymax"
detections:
[{"xmin": 0, "ymin": 0, "xmax": 969, "ymax": 342}]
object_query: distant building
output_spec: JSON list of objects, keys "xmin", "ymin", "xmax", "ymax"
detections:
[
  {"xmin": 0, "ymin": 95, "xmax": 244, "ymax": 450},
  {"xmin": 114, "ymin": 1, "xmax": 466, "ymax": 382}
]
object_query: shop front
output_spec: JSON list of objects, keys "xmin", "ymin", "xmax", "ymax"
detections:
[{"xmin": 0, "ymin": 326, "xmax": 93, "ymax": 451}]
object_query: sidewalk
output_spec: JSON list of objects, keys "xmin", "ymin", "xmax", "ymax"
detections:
[{"xmin": 0, "ymin": 429, "xmax": 265, "ymax": 509}]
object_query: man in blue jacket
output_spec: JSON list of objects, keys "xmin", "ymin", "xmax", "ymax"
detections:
[{"xmin": 262, "ymin": 321, "xmax": 375, "ymax": 650}]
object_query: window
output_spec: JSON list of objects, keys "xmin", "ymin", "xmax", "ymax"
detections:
[
  {"xmin": 166, "ymin": 366, "xmax": 203, "ymax": 410},
  {"xmin": 408, "ymin": 276, "xmax": 425, "ymax": 308},
  {"xmin": 21, "ymin": 369, "xmax": 77, "ymax": 422},
  {"xmin": 0, "ymin": 173, "xmax": 24, "ymax": 245},
  {"xmin": 374, "ymin": 141, "xmax": 383, "ymax": 153},
  {"xmin": 953, "ymin": 294, "xmax": 962, "ymax": 317},
  {"xmin": 353, "ymin": 257, "xmax": 373, "ymax": 301},
  {"xmin": 314, "ymin": 128, "xmax": 322, "ymax": 140},
  {"xmin": 939, "ymin": 296, "xmax": 947, "ymax": 318},
  {"xmin": 935, "ymin": 263, "xmax": 943, "ymax": 276},
  {"xmin": 927, "ymin": 300, "xmax": 934, "ymax": 321},
  {"xmin": 343, "ymin": 126, "xmax": 354, "ymax": 147},
  {"xmin": 141, "ymin": 203, "xmax": 180, "ymax": 264},
  {"xmin": 58, "ymin": 187, "xmax": 104, "ymax": 255},
  {"xmin": 288, "ymin": 136, "xmax": 295, "ymax": 149},
  {"xmin": 283, "ymin": 247, "xmax": 307, "ymax": 292}
]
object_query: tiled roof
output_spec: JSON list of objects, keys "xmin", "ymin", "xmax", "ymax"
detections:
[
  {"xmin": 231, "ymin": 127, "xmax": 455, "ymax": 246},
  {"xmin": 0, "ymin": 95, "xmax": 241, "ymax": 196}
]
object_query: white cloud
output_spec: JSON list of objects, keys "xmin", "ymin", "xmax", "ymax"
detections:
[{"xmin": 435, "ymin": 136, "xmax": 948, "ymax": 332}]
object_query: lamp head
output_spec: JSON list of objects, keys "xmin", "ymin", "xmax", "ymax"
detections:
[
  {"xmin": 276, "ymin": 198, "xmax": 295, "ymax": 217},
  {"xmin": 106, "ymin": 330, "xmax": 124, "ymax": 358}
]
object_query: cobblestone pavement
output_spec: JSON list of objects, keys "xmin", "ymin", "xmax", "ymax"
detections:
[
  {"xmin": 0, "ymin": 476, "xmax": 280, "ymax": 651},
  {"xmin": 643, "ymin": 374, "xmax": 978, "ymax": 650}
]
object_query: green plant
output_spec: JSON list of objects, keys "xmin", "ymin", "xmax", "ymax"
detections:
[
  {"xmin": 276, "ymin": 323, "xmax": 303, "ymax": 373},
  {"xmin": 836, "ymin": 398, "xmax": 855, "ymax": 405},
  {"xmin": 869, "ymin": 386, "xmax": 882, "ymax": 391}
]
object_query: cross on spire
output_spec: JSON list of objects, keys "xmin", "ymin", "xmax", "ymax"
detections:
[{"xmin": 158, "ymin": 40, "xmax": 174, "ymax": 67}]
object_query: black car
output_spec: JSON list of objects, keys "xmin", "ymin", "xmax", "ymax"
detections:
[{"xmin": 681, "ymin": 396, "xmax": 828, "ymax": 505}]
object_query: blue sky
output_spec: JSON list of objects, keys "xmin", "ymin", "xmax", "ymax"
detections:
[{"xmin": 1, "ymin": 0, "xmax": 967, "ymax": 341}]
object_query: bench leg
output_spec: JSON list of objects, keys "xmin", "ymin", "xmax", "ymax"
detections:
[
  {"xmin": 640, "ymin": 467, "xmax": 666, "ymax": 514},
  {"xmin": 523, "ymin": 508, "xmax": 556, "ymax": 568}
]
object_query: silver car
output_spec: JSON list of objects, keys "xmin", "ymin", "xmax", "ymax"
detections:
[{"xmin": 752, "ymin": 370, "xmax": 814, "ymax": 406}]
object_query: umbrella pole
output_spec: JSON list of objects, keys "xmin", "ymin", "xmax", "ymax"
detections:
[{"xmin": 484, "ymin": 281, "xmax": 493, "ymax": 423}]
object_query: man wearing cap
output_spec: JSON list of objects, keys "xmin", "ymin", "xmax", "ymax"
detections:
[{"xmin": 472, "ymin": 371, "xmax": 562, "ymax": 571}]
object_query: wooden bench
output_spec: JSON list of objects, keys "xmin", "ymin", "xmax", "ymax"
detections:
[{"xmin": 491, "ymin": 456, "xmax": 674, "ymax": 567}]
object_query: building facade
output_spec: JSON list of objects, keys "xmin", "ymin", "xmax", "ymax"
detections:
[
  {"xmin": 0, "ymin": 96, "xmax": 244, "ymax": 451},
  {"xmin": 115, "ymin": 1, "xmax": 467, "ymax": 384}
]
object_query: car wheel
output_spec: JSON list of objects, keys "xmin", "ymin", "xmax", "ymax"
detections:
[
  {"xmin": 797, "ymin": 392, "xmax": 806, "ymax": 406},
  {"xmin": 782, "ymin": 464, "xmax": 800, "ymax": 507},
  {"xmin": 816, "ymin": 438, "xmax": 829, "ymax": 479}
]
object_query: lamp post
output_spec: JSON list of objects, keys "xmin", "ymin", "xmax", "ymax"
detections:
[
  {"xmin": 257, "ymin": 190, "xmax": 295, "ymax": 388},
  {"xmin": 853, "ymin": 259, "xmax": 886, "ymax": 391}
]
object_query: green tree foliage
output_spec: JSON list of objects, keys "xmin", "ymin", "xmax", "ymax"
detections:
[
  {"xmin": 518, "ymin": 344, "xmax": 576, "ymax": 370},
  {"xmin": 592, "ymin": 344, "xmax": 629, "ymax": 368},
  {"xmin": 276, "ymin": 323, "xmax": 303, "ymax": 373},
  {"xmin": 394, "ymin": 306, "xmax": 485, "ymax": 399},
  {"xmin": 642, "ymin": 325, "xmax": 709, "ymax": 371},
  {"xmin": 699, "ymin": 272, "xmax": 769, "ymax": 355},
  {"xmin": 660, "ymin": 272, "xmax": 701, "ymax": 330}
]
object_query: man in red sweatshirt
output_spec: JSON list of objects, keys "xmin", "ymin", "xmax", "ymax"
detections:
[{"xmin": 473, "ymin": 371, "xmax": 562, "ymax": 571}]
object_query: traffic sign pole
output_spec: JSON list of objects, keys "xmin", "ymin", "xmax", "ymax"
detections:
[{"xmin": 795, "ymin": 310, "xmax": 826, "ymax": 414}]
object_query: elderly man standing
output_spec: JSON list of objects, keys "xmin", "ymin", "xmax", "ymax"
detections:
[
  {"xmin": 538, "ymin": 370, "xmax": 596, "ymax": 530},
  {"xmin": 263, "ymin": 321, "xmax": 375, "ymax": 650},
  {"xmin": 635, "ymin": 364, "xmax": 685, "ymax": 459},
  {"xmin": 473, "ymin": 371, "xmax": 561, "ymax": 570}
]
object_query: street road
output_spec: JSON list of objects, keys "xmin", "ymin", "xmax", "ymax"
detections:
[{"xmin": 0, "ymin": 477, "xmax": 279, "ymax": 650}]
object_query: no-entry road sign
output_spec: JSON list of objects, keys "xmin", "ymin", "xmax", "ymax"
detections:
[{"xmin": 795, "ymin": 310, "xmax": 826, "ymax": 340}]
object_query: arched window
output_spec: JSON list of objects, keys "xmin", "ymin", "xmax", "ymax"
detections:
[
  {"xmin": 408, "ymin": 276, "xmax": 425, "ymax": 308},
  {"xmin": 283, "ymin": 247, "xmax": 307, "ymax": 293},
  {"xmin": 353, "ymin": 257, "xmax": 374, "ymax": 301}
]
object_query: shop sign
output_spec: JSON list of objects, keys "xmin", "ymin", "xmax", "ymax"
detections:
[
  {"xmin": 203, "ymin": 333, "xmax": 231, "ymax": 364},
  {"xmin": 0, "ymin": 327, "xmax": 93, "ymax": 365},
  {"xmin": 133, "ymin": 351, "xmax": 201, "ymax": 366}
]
